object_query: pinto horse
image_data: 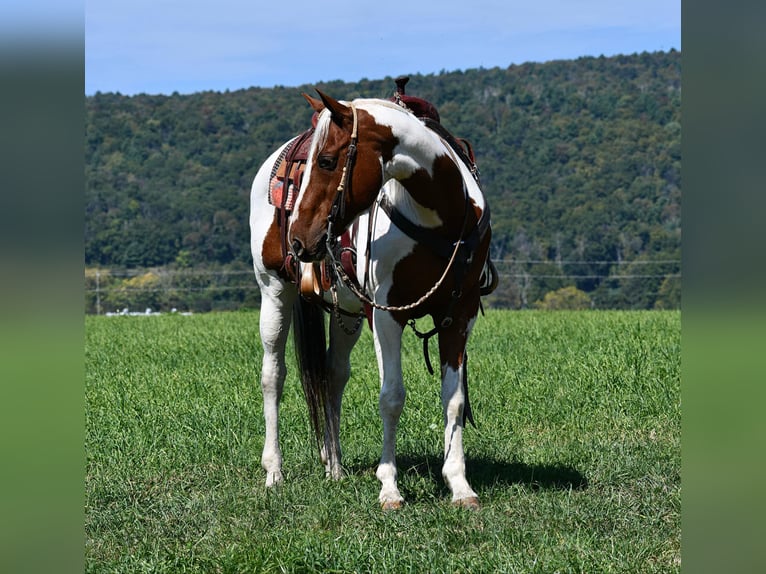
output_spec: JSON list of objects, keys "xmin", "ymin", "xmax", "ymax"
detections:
[{"xmin": 284, "ymin": 91, "xmax": 495, "ymax": 509}]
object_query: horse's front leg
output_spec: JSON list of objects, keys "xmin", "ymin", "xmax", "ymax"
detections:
[
  {"xmin": 322, "ymin": 314, "xmax": 363, "ymax": 480},
  {"xmin": 372, "ymin": 310, "xmax": 406, "ymax": 509},
  {"xmin": 439, "ymin": 320, "xmax": 480, "ymax": 508},
  {"xmin": 258, "ymin": 284, "xmax": 297, "ymax": 487}
]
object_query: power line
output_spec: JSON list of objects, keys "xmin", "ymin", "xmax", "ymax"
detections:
[
  {"xmin": 493, "ymin": 259, "xmax": 681, "ymax": 265},
  {"xmin": 91, "ymin": 269, "xmax": 255, "ymax": 278},
  {"xmin": 86, "ymin": 259, "xmax": 681, "ymax": 280},
  {"xmin": 84, "ymin": 267, "xmax": 681, "ymax": 313},
  {"xmin": 499, "ymin": 273, "xmax": 681, "ymax": 279},
  {"xmin": 85, "ymin": 274, "xmax": 682, "ymax": 294},
  {"xmin": 84, "ymin": 286, "xmax": 256, "ymax": 293},
  {"xmin": 85, "ymin": 266, "xmax": 682, "ymax": 288}
]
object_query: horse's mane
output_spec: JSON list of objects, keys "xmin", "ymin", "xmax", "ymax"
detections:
[{"xmin": 311, "ymin": 98, "xmax": 418, "ymax": 154}]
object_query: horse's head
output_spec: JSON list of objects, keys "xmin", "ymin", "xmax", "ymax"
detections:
[{"xmin": 288, "ymin": 91, "xmax": 387, "ymax": 262}]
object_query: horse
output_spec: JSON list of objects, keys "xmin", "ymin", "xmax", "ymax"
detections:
[{"xmin": 284, "ymin": 91, "xmax": 495, "ymax": 509}]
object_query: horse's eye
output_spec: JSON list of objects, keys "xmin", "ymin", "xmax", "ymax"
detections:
[{"xmin": 317, "ymin": 155, "xmax": 338, "ymax": 171}]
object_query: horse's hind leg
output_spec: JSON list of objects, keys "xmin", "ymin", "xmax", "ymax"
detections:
[
  {"xmin": 438, "ymin": 321, "xmax": 480, "ymax": 508},
  {"xmin": 322, "ymin": 316, "xmax": 363, "ymax": 479},
  {"xmin": 258, "ymin": 284, "xmax": 297, "ymax": 487}
]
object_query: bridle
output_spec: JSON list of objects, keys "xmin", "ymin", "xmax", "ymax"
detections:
[{"xmin": 325, "ymin": 104, "xmax": 359, "ymax": 247}]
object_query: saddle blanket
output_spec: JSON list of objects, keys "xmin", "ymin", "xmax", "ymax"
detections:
[
  {"xmin": 268, "ymin": 128, "xmax": 314, "ymax": 212},
  {"xmin": 269, "ymin": 159, "xmax": 303, "ymax": 211}
]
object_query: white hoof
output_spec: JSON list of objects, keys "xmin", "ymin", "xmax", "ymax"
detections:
[{"xmin": 265, "ymin": 470, "xmax": 284, "ymax": 487}]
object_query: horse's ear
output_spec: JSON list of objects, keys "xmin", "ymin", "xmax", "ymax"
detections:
[
  {"xmin": 302, "ymin": 92, "xmax": 324, "ymax": 113},
  {"xmin": 315, "ymin": 89, "xmax": 350, "ymax": 127}
]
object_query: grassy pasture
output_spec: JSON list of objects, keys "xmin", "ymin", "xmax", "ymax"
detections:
[{"xmin": 85, "ymin": 310, "xmax": 680, "ymax": 573}]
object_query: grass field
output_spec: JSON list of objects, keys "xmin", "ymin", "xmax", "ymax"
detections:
[{"xmin": 85, "ymin": 309, "xmax": 680, "ymax": 573}]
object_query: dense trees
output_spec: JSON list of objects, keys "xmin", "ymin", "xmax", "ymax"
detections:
[{"xmin": 85, "ymin": 50, "xmax": 680, "ymax": 310}]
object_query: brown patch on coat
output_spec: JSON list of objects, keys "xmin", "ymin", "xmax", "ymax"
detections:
[
  {"xmin": 398, "ymin": 154, "xmax": 476, "ymax": 234},
  {"xmin": 261, "ymin": 211, "xmax": 293, "ymax": 281},
  {"xmin": 388, "ymin": 227, "xmax": 491, "ymax": 370}
]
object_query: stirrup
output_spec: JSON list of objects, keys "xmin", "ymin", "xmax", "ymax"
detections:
[{"xmin": 479, "ymin": 259, "xmax": 498, "ymax": 296}]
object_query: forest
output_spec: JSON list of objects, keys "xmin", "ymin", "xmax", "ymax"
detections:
[{"xmin": 85, "ymin": 50, "xmax": 680, "ymax": 312}]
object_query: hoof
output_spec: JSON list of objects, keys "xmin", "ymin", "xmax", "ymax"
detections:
[
  {"xmin": 265, "ymin": 470, "xmax": 284, "ymax": 488},
  {"xmin": 325, "ymin": 467, "xmax": 345, "ymax": 481},
  {"xmin": 453, "ymin": 496, "xmax": 480, "ymax": 510},
  {"xmin": 381, "ymin": 500, "xmax": 403, "ymax": 511}
]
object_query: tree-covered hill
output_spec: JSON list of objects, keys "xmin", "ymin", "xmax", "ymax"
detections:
[{"xmin": 85, "ymin": 50, "xmax": 680, "ymax": 309}]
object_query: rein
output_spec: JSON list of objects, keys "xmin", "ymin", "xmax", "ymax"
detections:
[
  {"xmin": 327, "ymin": 213, "xmax": 470, "ymax": 371},
  {"xmin": 328, "ymin": 199, "xmax": 471, "ymax": 317}
]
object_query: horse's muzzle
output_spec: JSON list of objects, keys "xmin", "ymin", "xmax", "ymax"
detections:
[{"xmin": 291, "ymin": 236, "xmax": 326, "ymax": 262}]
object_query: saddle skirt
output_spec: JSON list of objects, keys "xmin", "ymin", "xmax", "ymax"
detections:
[
  {"xmin": 269, "ymin": 161, "xmax": 300, "ymax": 211},
  {"xmin": 269, "ymin": 127, "xmax": 314, "ymax": 211}
]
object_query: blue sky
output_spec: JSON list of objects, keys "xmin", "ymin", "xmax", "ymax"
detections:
[{"xmin": 83, "ymin": 0, "xmax": 680, "ymax": 96}]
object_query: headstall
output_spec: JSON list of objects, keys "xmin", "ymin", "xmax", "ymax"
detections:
[{"xmin": 326, "ymin": 103, "xmax": 359, "ymax": 247}]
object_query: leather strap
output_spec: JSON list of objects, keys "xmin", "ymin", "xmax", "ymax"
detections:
[
  {"xmin": 278, "ymin": 128, "xmax": 315, "ymax": 262},
  {"xmin": 377, "ymin": 194, "xmax": 491, "ymax": 261}
]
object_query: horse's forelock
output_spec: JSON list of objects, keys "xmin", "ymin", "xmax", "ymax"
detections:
[{"xmin": 310, "ymin": 109, "xmax": 332, "ymax": 158}]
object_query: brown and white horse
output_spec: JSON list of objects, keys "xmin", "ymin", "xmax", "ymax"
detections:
[{"xmin": 285, "ymin": 92, "xmax": 494, "ymax": 508}]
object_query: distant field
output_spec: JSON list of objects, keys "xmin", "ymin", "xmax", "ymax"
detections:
[{"xmin": 85, "ymin": 310, "xmax": 680, "ymax": 573}]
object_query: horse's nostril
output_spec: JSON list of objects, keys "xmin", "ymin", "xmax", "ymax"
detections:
[
  {"xmin": 291, "ymin": 238, "xmax": 305, "ymax": 259},
  {"xmin": 292, "ymin": 235, "xmax": 327, "ymax": 262}
]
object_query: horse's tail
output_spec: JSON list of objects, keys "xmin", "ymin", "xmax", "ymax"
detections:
[{"xmin": 292, "ymin": 295, "xmax": 327, "ymax": 449}]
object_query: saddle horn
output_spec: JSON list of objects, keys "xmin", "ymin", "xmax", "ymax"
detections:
[{"xmin": 395, "ymin": 75, "xmax": 409, "ymax": 95}]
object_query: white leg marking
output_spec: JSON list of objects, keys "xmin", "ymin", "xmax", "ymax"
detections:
[
  {"xmin": 441, "ymin": 363, "xmax": 479, "ymax": 506},
  {"xmin": 373, "ymin": 310, "xmax": 405, "ymax": 508},
  {"xmin": 258, "ymin": 286, "xmax": 296, "ymax": 487}
]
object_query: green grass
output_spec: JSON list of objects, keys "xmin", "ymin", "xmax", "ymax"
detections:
[{"xmin": 85, "ymin": 310, "xmax": 680, "ymax": 573}]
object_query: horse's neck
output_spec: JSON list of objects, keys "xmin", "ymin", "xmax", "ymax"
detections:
[
  {"xmin": 383, "ymin": 121, "xmax": 467, "ymax": 231},
  {"xmin": 382, "ymin": 180, "xmax": 444, "ymax": 229}
]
